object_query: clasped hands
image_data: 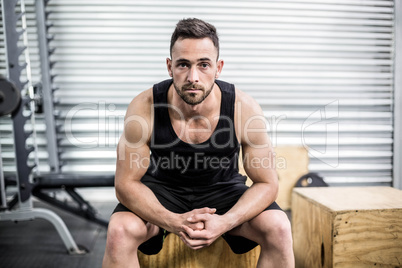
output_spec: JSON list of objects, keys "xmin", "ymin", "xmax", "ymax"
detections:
[{"xmin": 177, "ymin": 207, "xmax": 228, "ymax": 250}]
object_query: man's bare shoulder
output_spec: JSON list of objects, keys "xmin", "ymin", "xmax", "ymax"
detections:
[
  {"xmin": 123, "ymin": 87, "xmax": 153, "ymax": 144},
  {"xmin": 126, "ymin": 87, "xmax": 153, "ymax": 118},
  {"xmin": 234, "ymin": 88, "xmax": 270, "ymax": 146},
  {"xmin": 235, "ymin": 88, "xmax": 264, "ymax": 116}
]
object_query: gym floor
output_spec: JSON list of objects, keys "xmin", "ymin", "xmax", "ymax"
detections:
[{"xmin": 0, "ymin": 199, "xmax": 116, "ymax": 268}]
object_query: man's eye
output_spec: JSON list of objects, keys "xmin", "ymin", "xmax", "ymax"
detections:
[
  {"xmin": 179, "ymin": 63, "xmax": 188, "ymax": 68},
  {"xmin": 201, "ymin": 63, "xmax": 209, "ymax": 68}
]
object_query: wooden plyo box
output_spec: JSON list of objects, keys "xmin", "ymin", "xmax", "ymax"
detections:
[
  {"xmin": 139, "ymin": 235, "xmax": 260, "ymax": 267},
  {"xmin": 292, "ymin": 187, "xmax": 402, "ymax": 268},
  {"xmin": 274, "ymin": 146, "xmax": 309, "ymax": 210}
]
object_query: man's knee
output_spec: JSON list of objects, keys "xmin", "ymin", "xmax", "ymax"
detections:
[
  {"xmin": 106, "ymin": 212, "xmax": 148, "ymax": 251},
  {"xmin": 256, "ymin": 210, "xmax": 293, "ymax": 248}
]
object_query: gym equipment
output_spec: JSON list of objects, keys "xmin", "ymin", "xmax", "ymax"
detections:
[
  {"xmin": 0, "ymin": 77, "xmax": 21, "ymax": 210},
  {"xmin": 0, "ymin": 0, "xmax": 113, "ymax": 254},
  {"xmin": 31, "ymin": 0, "xmax": 113, "ymax": 228},
  {"xmin": 292, "ymin": 187, "xmax": 402, "ymax": 267},
  {"xmin": 0, "ymin": 77, "xmax": 21, "ymax": 117},
  {"xmin": 295, "ymin": 172, "xmax": 328, "ymax": 188},
  {"xmin": 0, "ymin": 0, "xmax": 85, "ymax": 254}
]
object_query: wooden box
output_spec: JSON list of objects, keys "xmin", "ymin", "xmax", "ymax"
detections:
[
  {"xmin": 274, "ymin": 146, "xmax": 309, "ymax": 210},
  {"xmin": 292, "ymin": 187, "xmax": 402, "ymax": 268},
  {"xmin": 139, "ymin": 235, "xmax": 260, "ymax": 267}
]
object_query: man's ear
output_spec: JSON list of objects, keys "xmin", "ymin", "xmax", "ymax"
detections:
[
  {"xmin": 215, "ymin": 59, "xmax": 224, "ymax": 79},
  {"xmin": 166, "ymin": 58, "xmax": 173, "ymax": 77}
]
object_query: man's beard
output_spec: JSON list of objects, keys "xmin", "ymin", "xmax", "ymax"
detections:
[{"xmin": 173, "ymin": 80, "xmax": 214, "ymax": 106}]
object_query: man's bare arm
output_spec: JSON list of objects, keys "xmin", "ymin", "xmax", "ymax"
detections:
[
  {"xmin": 115, "ymin": 89, "xmax": 174, "ymax": 230},
  {"xmin": 222, "ymin": 89, "xmax": 278, "ymax": 228}
]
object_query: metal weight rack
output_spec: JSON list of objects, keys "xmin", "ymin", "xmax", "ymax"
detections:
[{"xmin": 0, "ymin": 0, "xmax": 114, "ymax": 254}]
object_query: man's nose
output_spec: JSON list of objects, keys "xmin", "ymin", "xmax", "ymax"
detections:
[{"xmin": 187, "ymin": 67, "xmax": 199, "ymax": 83}]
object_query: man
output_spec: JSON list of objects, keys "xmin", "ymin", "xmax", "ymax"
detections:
[{"xmin": 103, "ymin": 18, "xmax": 294, "ymax": 268}]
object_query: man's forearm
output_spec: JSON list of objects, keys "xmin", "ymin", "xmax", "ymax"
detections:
[
  {"xmin": 116, "ymin": 180, "xmax": 178, "ymax": 231},
  {"xmin": 222, "ymin": 182, "xmax": 277, "ymax": 231}
]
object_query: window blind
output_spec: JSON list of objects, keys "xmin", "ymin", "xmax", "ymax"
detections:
[{"xmin": 0, "ymin": 0, "xmax": 395, "ymax": 186}]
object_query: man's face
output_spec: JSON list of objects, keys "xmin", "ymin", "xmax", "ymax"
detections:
[{"xmin": 167, "ymin": 37, "xmax": 223, "ymax": 106}]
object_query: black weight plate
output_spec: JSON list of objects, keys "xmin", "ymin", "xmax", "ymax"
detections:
[{"xmin": 0, "ymin": 78, "xmax": 21, "ymax": 116}]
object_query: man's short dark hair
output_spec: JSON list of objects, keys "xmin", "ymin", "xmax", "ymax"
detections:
[{"xmin": 170, "ymin": 18, "xmax": 220, "ymax": 59}]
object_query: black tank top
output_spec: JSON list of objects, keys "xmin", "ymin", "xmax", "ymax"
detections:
[{"xmin": 145, "ymin": 79, "xmax": 245, "ymax": 187}]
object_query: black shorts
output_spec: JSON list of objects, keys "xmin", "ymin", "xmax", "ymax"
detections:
[{"xmin": 113, "ymin": 174, "xmax": 281, "ymax": 255}]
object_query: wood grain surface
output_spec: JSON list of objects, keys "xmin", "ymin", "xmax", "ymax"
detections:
[
  {"xmin": 139, "ymin": 235, "xmax": 260, "ymax": 268},
  {"xmin": 292, "ymin": 187, "xmax": 402, "ymax": 268}
]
